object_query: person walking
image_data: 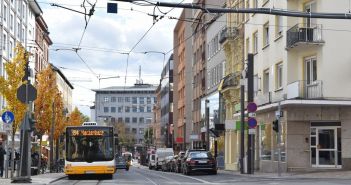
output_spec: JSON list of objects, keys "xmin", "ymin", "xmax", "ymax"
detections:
[{"xmin": 0, "ymin": 144, "xmax": 6, "ymax": 177}]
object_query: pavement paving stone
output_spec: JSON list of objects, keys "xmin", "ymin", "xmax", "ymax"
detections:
[{"xmin": 0, "ymin": 173, "xmax": 66, "ymax": 185}]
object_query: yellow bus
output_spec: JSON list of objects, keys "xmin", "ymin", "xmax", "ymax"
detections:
[{"xmin": 64, "ymin": 122, "xmax": 115, "ymax": 179}]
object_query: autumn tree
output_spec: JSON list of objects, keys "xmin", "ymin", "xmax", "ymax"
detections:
[
  {"xmin": 0, "ymin": 43, "xmax": 29, "ymax": 176},
  {"xmin": 66, "ymin": 107, "xmax": 84, "ymax": 126},
  {"xmin": 52, "ymin": 91, "xmax": 65, "ymax": 162},
  {"xmin": 34, "ymin": 65, "xmax": 57, "ymax": 170},
  {"xmin": 115, "ymin": 121, "xmax": 134, "ymax": 152}
]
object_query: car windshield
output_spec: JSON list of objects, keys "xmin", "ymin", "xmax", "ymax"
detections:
[
  {"xmin": 189, "ymin": 152, "xmax": 211, "ymax": 158},
  {"xmin": 117, "ymin": 157, "xmax": 126, "ymax": 163}
]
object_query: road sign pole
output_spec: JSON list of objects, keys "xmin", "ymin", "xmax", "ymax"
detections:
[
  {"xmin": 277, "ymin": 101, "xmax": 282, "ymax": 177},
  {"xmin": 247, "ymin": 53, "xmax": 254, "ymax": 174},
  {"xmin": 240, "ymin": 64, "xmax": 245, "ymax": 174}
]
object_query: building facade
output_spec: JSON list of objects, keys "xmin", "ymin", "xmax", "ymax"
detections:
[
  {"xmin": 93, "ymin": 84, "xmax": 157, "ymax": 145},
  {"xmin": 173, "ymin": 8, "xmax": 193, "ymax": 151},
  {"xmin": 244, "ymin": 0, "xmax": 351, "ymax": 172}
]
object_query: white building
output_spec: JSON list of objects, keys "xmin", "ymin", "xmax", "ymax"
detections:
[{"xmin": 244, "ymin": 0, "xmax": 351, "ymax": 172}]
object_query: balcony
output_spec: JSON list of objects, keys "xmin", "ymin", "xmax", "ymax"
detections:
[
  {"xmin": 287, "ymin": 80, "xmax": 323, "ymax": 99},
  {"xmin": 254, "ymin": 92, "xmax": 271, "ymax": 106},
  {"xmin": 286, "ymin": 24, "xmax": 324, "ymax": 49},
  {"xmin": 219, "ymin": 26, "xmax": 239, "ymax": 44}
]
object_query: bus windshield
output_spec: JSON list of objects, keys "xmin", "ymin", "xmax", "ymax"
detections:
[{"xmin": 66, "ymin": 127, "xmax": 114, "ymax": 162}]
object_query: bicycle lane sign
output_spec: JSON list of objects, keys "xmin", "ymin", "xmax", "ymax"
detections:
[{"xmin": 2, "ymin": 111, "xmax": 14, "ymax": 131}]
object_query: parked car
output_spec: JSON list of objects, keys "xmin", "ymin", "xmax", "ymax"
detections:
[
  {"xmin": 149, "ymin": 154, "xmax": 156, "ymax": 169},
  {"xmin": 174, "ymin": 151, "xmax": 185, "ymax": 173},
  {"xmin": 161, "ymin": 156, "xmax": 174, "ymax": 172},
  {"xmin": 115, "ymin": 156, "xmax": 129, "ymax": 171},
  {"xmin": 155, "ymin": 148, "xmax": 174, "ymax": 170},
  {"xmin": 182, "ymin": 150, "xmax": 217, "ymax": 175}
]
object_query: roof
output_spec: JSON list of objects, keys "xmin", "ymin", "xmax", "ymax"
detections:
[
  {"xmin": 50, "ymin": 64, "xmax": 74, "ymax": 89},
  {"xmin": 93, "ymin": 84, "xmax": 157, "ymax": 92}
]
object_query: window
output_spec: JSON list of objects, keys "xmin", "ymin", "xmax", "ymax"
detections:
[
  {"xmin": 104, "ymin": 97, "xmax": 109, "ymax": 102},
  {"xmin": 253, "ymin": 31, "xmax": 258, "ymax": 54},
  {"xmin": 2, "ymin": 34, "xmax": 6, "ymax": 50},
  {"xmin": 132, "ymin": 106, "xmax": 137, "ymax": 112},
  {"xmin": 9, "ymin": 41, "xmax": 12, "ymax": 58},
  {"xmin": 139, "ymin": 117, "xmax": 144, "ymax": 124},
  {"xmin": 118, "ymin": 117, "xmax": 123, "ymax": 123},
  {"xmin": 17, "ymin": 22, "xmax": 20, "ymax": 38},
  {"xmin": 132, "ymin": 97, "xmax": 137, "ymax": 104},
  {"xmin": 147, "ymin": 97, "xmax": 151, "ymax": 104},
  {"xmin": 125, "ymin": 128, "xmax": 130, "ymax": 133},
  {"xmin": 139, "ymin": 128, "xmax": 144, "ymax": 134},
  {"xmin": 305, "ymin": 57, "xmax": 317, "ymax": 85},
  {"xmin": 125, "ymin": 97, "xmax": 130, "ymax": 102},
  {"xmin": 139, "ymin": 106, "xmax": 144, "ymax": 113},
  {"xmin": 125, "ymin": 117, "xmax": 130, "ymax": 123},
  {"xmin": 10, "ymin": 14, "xmax": 13, "ymax": 31},
  {"xmin": 139, "ymin": 97, "xmax": 144, "ymax": 104},
  {"xmin": 153, "ymin": 97, "xmax": 157, "ymax": 104},
  {"xmin": 304, "ymin": 1, "xmax": 317, "ymax": 28},
  {"xmin": 276, "ymin": 63, "xmax": 283, "ymax": 89},
  {"xmin": 118, "ymin": 97, "xmax": 123, "ymax": 102},
  {"xmin": 118, "ymin": 106, "xmax": 123, "ymax": 113},
  {"xmin": 147, "ymin": 106, "xmax": 151, "ymax": 112},
  {"xmin": 111, "ymin": 97, "xmax": 116, "ymax": 102},
  {"xmin": 263, "ymin": 22, "xmax": 269, "ymax": 47},
  {"xmin": 263, "ymin": 69, "xmax": 269, "ymax": 93},
  {"xmin": 275, "ymin": 16, "xmax": 283, "ymax": 37},
  {"xmin": 111, "ymin": 117, "xmax": 116, "ymax": 123},
  {"xmin": 132, "ymin": 128, "xmax": 137, "ymax": 134},
  {"xmin": 3, "ymin": 5, "xmax": 7, "ymax": 22},
  {"xmin": 253, "ymin": 0, "xmax": 258, "ymax": 8},
  {"xmin": 260, "ymin": 123, "xmax": 272, "ymax": 160},
  {"xmin": 104, "ymin": 107, "xmax": 109, "ymax": 113},
  {"xmin": 132, "ymin": 117, "xmax": 137, "ymax": 123},
  {"xmin": 125, "ymin": 106, "xmax": 130, "ymax": 113},
  {"xmin": 111, "ymin": 107, "xmax": 116, "ymax": 113}
]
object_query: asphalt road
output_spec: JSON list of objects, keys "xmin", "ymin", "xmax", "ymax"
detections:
[{"xmin": 50, "ymin": 166, "xmax": 351, "ymax": 185}]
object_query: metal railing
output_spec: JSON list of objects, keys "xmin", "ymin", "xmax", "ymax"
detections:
[
  {"xmin": 219, "ymin": 26, "xmax": 239, "ymax": 44},
  {"xmin": 286, "ymin": 23, "xmax": 323, "ymax": 48},
  {"xmin": 287, "ymin": 80, "xmax": 323, "ymax": 99}
]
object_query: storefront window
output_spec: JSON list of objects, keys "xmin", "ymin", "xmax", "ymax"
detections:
[
  {"xmin": 260, "ymin": 123, "xmax": 272, "ymax": 160},
  {"xmin": 273, "ymin": 122, "xmax": 286, "ymax": 162}
]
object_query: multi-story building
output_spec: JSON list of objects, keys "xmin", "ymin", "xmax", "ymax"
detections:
[
  {"xmin": 34, "ymin": 15, "xmax": 51, "ymax": 75},
  {"xmin": 245, "ymin": 0, "xmax": 351, "ymax": 172},
  {"xmin": 191, "ymin": 0, "xmax": 207, "ymax": 149},
  {"xmin": 153, "ymin": 84, "xmax": 162, "ymax": 147},
  {"xmin": 51, "ymin": 64, "xmax": 74, "ymax": 113},
  {"xmin": 219, "ymin": 0, "xmax": 246, "ymax": 171},
  {"xmin": 160, "ymin": 55, "xmax": 174, "ymax": 148},
  {"xmin": 173, "ymin": 8, "xmax": 193, "ymax": 151},
  {"xmin": 93, "ymin": 83, "xmax": 157, "ymax": 145}
]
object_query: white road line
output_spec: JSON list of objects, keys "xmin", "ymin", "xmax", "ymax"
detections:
[
  {"xmin": 135, "ymin": 171, "xmax": 159, "ymax": 185},
  {"xmin": 139, "ymin": 170, "xmax": 181, "ymax": 185}
]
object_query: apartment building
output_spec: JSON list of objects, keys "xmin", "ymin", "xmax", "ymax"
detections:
[
  {"xmin": 245, "ymin": 0, "xmax": 351, "ymax": 172},
  {"xmin": 173, "ymin": 8, "xmax": 193, "ymax": 151},
  {"xmin": 93, "ymin": 84, "xmax": 156, "ymax": 145}
]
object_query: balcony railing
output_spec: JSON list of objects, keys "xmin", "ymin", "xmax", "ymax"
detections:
[
  {"xmin": 287, "ymin": 80, "xmax": 323, "ymax": 99},
  {"xmin": 219, "ymin": 26, "xmax": 239, "ymax": 44},
  {"xmin": 286, "ymin": 23, "xmax": 324, "ymax": 49}
]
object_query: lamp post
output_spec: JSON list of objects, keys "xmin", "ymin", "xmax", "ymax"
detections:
[
  {"xmin": 205, "ymin": 100, "xmax": 210, "ymax": 151},
  {"xmin": 143, "ymin": 51, "xmax": 166, "ymax": 67},
  {"xmin": 98, "ymin": 75, "xmax": 120, "ymax": 89},
  {"xmin": 183, "ymin": 117, "xmax": 186, "ymax": 151}
]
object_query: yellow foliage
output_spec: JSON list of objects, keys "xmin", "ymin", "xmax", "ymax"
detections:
[
  {"xmin": 53, "ymin": 90, "xmax": 65, "ymax": 140},
  {"xmin": 0, "ymin": 43, "xmax": 28, "ymax": 133},
  {"xmin": 34, "ymin": 66, "xmax": 57, "ymax": 135},
  {"xmin": 67, "ymin": 107, "xmax": 84, "ymax": 126}
]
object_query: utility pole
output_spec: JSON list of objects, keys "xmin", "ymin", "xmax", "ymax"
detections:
[
  {"xmin": 205, "ymin": 100, "xmax": 210, "ymax": 151},
  {"xmin": 183, "ymin": 117, "xmax": 186, "ymax": 151},
  {"xmin": 277, "ymin": 101, "xmax": 282, "ymax": 177},
  {"xmin": 240, "ymin": 61, "xmax": 246, "ymax": 174},
  {"xmin": 247, "ymin": 53, "xmax": 254, "ymax": 174}
]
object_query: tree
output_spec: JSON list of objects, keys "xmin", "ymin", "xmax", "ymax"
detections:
[
  {"xmin": 115, "ymin": 121, "xmax": 134, "ymax": 152},
  {"xmin": 144, "ymin": 127, "xmax": 153, "ymax": 146},
  {"xmin": 34, "ymin": 65, "xmax": 57, "ymax": 171},
  {"xmin": 0, "ymin": 43, "xmax": 29, "ymax": 176},
  {"xmin": 66, "ymin": 107, "xmax": 84, "ymax": 126}
]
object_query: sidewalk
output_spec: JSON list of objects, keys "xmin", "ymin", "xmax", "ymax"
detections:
[
  {"xmin": 0, "ymin": 173, "xmax": 66, "ymax": 185},
  {"xmin": 219, "ymin": 169, "xmax": 351, "ymax": 180}
]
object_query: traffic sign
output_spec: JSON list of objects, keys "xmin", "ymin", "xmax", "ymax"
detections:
[
  {"xmin": 248, "ymin": 112, "xmax": 256, "ymax": 117},
  {"xmin": 17, "ymin": 84, "xmax": 37, "ymax": 103},
  {"xmin": 247, "ymin": 118, "xmax": 257, "ymax": 128},
  {"xmin": 247, "ymin": 102, "xmax": 257, "ymax": 112},
  {"xmin": 1, "ymin": 111, "xmax": 14, "ymax": 124},
  {"xmin": 249, "ymin": 128, "xmax": 256, "ymax": 135},
  {"xmin": 3, "ymin": 124, "xmax": 11, "ymax": 131}
]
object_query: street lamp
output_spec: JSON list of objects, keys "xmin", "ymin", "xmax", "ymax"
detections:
[
  {"xmin": 143, "ymin": 51, "xmax": 166, "ymax": 67},
  {"xmin": 98, "ymin": 75, "xmax": 120, "ymax": 89}
]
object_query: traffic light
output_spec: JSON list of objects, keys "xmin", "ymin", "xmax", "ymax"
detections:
[
  {"xmin": 29, "ymin": 113, "xmax": 37, "ymax": 132},
  {"xmin": 272, "ymin": 120, "xmax": 279, "ymax": 133},
  {"xmin": 22, "ymin": 61, "xmax": 30, "ymax": 82}
]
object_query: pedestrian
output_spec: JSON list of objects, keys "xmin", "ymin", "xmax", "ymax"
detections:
[{"xmin": 0, "ymin": 144, "xmax": 6, "ymax": 177}]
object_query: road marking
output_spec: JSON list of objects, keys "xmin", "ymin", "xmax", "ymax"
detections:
[
  {"xmin": 139, "ymin": 169, "xmax": 181, "ymax": 185},
  {"xmin": 144, "ymin": 168, "xmax": 213, "ymax": 184},
  {"xmin": 135, "ymin": 171, "xmax": 159, "ymax": 185}
]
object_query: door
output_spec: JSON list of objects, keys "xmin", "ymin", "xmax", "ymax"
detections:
[{"xmin": 311, "ymin": 127, "xmax": 341, "ymax": 168}]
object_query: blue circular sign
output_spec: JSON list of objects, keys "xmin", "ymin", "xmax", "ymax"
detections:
[
  {"xmin": 1, "ymin": 111, "xmax": 14, "ymax": 124},
  {"xmin": 247, "ymin": 118, "xmax": 257, "ymax": 129},
  {"xmin": 247, "ymin": 102, "xmax": 257, "ymax": 113}
]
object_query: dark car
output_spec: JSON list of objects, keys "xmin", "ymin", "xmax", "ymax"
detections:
[
  {"xmin": 182, "ymin": 151, "xmax": 217, "ymax": 175},
  {"xmin": 174, "ymin": 151, "xmax": 185, "ymax": 173},
  {"xmin": 115, "ymin": 156, "xmax": 129, "ymax": 171}
]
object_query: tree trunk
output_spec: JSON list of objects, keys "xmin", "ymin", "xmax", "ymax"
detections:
[
  {"xmin": 55, "ymin": 138, "xmax": 59, "ymax": 172},
  {"xmin": 38, "ymin": 137, "xmax": 42, "ymax": 173}
]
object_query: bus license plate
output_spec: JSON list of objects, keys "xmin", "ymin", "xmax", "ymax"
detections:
[{"xmin": 85, "ymin": 171, "xmax": 96, "ymax": 174}]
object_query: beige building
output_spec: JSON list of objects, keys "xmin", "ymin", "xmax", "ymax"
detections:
[
  {"xmin": 244, "ymin": 0, "xmax": 351, "ymax": 172},
  {"xmin": 152, "ymin": 84, "xmax": 162, "ymax": 148},
  {"xmin": 173, "ymin": 8, "xmax": 193, "ymax": 151},
  {"xmin": 51, "ymin": 65, "xmax": 74, "ymax": 113}
]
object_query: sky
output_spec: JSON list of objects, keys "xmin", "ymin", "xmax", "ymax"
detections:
[{"xmin": 39, "ymin": 0, "xmax": 192, "ymax": 116}]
